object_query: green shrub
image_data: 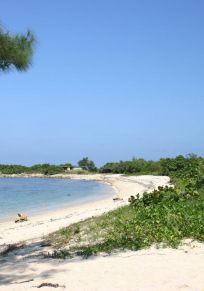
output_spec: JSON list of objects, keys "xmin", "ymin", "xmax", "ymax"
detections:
[{"xmin": 47, "ymin": 181, "xmax": 204, "ymax": 259}]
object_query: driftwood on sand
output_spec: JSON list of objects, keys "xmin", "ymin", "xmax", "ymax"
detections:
[
  {"xmin": 15, "ymin": 213, "xmax": 28, "ymax": 223},
  {"xmin": 36, "ymin": 282, "xmax": 65, "ymax": 288}
]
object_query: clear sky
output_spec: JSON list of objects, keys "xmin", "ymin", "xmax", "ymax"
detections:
[{"xmin": 0, "ymin": 0, "xmax": 204, "ymax": 166}]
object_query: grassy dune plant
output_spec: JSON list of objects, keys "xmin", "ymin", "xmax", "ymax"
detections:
[{"xmin": 47, "ymin": 181, "xmax": 204, "ymax": 259}]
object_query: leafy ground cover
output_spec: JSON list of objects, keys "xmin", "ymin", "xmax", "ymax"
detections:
[{"xmin": 46, "ymin": 156, "xmax": 204, "ymax": 259}]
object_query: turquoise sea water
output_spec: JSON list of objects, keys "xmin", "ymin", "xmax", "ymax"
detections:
[{"xmin": 0, "ymin": 178, "xmax": 114, "ymax": 221}]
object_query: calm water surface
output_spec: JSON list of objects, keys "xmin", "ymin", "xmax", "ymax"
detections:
[{"xmin": 0, "ymin": 178, "xmax": 114, "ymax": 221}]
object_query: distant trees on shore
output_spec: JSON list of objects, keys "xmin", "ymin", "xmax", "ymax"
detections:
[
  {"xmin": 78, "ymin": 157, "xmax": 97, "ymax": 172},
  {"xmin": 0, "ymin": 158, "xmax": 97, "ymax": 175},
  {"xmin": 0, "ymin": 164, "xmax": 63, "ymax": 175},
  {"xmin": 0, "ymin": 155, "xmax": 203, "ymax": 178},
  {"xmin": 100, "ymin": 154, "xmax": 204, "ymax": 178},
  {"xmin": 100, "ymin": 159, "xmax": 161, "ymax": 175}
]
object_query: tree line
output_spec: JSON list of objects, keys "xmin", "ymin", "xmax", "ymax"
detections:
[
  {"xmin": 0, "ymin": 155, "xmax": 204, "ymax": 178},
  {"xmin": 0, "ymin": 157, "xmax": 97, "ymax": 175},
  {"xmin": 100, "ymin": 154, "xmax": 204, "ymax": 178}
]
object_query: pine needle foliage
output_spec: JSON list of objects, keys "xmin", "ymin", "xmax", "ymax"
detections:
[{"xmin": 0, "ymin": 28, "xmax": 35, "ymax": 72}]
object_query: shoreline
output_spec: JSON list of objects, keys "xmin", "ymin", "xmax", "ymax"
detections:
[
  {"xmin": 0, "ymin": 174, "xmax": 170, "ymax": 245},
  {"xmin": 0, "ymin": 178, "xmax": 115, "ymax": 224},
  {"xmin": 1, "ymin": 174, "xmax": 204, "ymax": 291}
]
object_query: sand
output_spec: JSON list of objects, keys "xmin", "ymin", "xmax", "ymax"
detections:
[
  {"xmin": 0, "ymin": 174, "xmax": 170, "ymax": 245},
  {"xmin": 0, "ymin": 174, "xmax": 203, "ymax": 291}
]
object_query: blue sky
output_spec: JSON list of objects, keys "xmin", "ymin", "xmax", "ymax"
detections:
[{"xmin": 0, "ymin": 0, "xmax": 204, "ymax": 166}]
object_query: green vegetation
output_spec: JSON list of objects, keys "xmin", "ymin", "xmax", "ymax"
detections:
[
  {"xmin": 78, "ymin": 157, "xmax": 97, "ymax": 172},
  {"xmin": 0, "ymin": 27, "xmax": 35, "ymax": 72},
  {"xmin": 0, "ymin": 155, "xmax": 203, "ymax": 258},
  {"xmin": 100, "ymin": 158, "xmax": 161, "ymax": 174},
  {"xmin": 1, "ymin": 154, "xmax": 203, "ymax": 177},
  {"xmin": 0, "ymin": 163, "xmax": 69, "ymax": 175},
  {"xmin": 46, "ymin": 155, "xmax": 204, "ymax": 259},
  {"xmin": 0, "ymin": 157, "xmax": 97, "ymax": 175},
  {"xmin": 100, "ymin": 154, "xmax": 204, "ymax": 177}
]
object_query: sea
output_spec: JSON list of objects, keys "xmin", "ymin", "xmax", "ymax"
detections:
[{"xmin": 0, "ymin": 178, "xmax": 114, "ymax": 221}]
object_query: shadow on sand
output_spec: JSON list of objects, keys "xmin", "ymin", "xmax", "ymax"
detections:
[{"xmin": 0, "ymin": 241, "xmax": 68, "ymax": 287}]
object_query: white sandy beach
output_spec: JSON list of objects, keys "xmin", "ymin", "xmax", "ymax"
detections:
[
  {"xmin": 0, "ymin": 174, "xmax": 204, "ymax": 291},
  {"xmin": 0, "ymin": 174, "xmax": 170, "ymax": 245}
]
